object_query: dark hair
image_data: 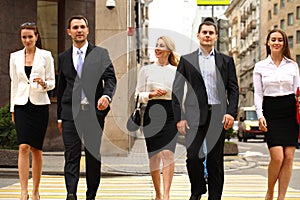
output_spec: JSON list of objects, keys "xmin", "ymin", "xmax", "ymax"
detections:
[
  {"xmin": 67, "ymin": 15, "xmax": 89, "ymax": 29},
  {"xmin": 20, "ymin": 22, "xmax": 42, "ymax": 49},
  {"xmin": 197, "ymin": 18, "xmax": 218, "ymax": 34},
  {"xmin": 265, "ymin": 29, "xmax": 292, "ymax": 60}
]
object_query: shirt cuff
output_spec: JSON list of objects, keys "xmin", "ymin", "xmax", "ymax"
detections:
[
  {"xmin": 57, "ymin": 119, "xmax": 62, "ymax": 123},
  {"xmin": 102, "ymin": 95, "xmax": 111, "ymax": 102}
]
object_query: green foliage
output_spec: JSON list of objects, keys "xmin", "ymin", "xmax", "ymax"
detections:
[
  {"xmin": 225, "ymin": 127, "xmax": 237, "ymax": 141},
  {"xmin": 0, "ymin": 104, "xmax": 18, "ymax": 149}
]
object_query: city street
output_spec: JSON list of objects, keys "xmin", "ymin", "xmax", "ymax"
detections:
[{"xmin": 0, "ymin": 138, "xmax": 299, "ymax": 199}]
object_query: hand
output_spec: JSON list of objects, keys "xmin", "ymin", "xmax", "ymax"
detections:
[
  {"xmin": 33, "ymin": 78, "xmax": 47, "ymax": 89},
  {"xmin": 259, "ymin": 117, "xmax": 268, "ymax": 132},
  {"xmin": 57, "ymin": 122, "xmax": 62, "ymax": 134},
  {"xmin": 149, "ymin": 88, "xmax": 167, "ymax": 98},
  {"xmin": 222, "ymin": 114, "xmax": 234, "ymax": 130},
  {"xmin": 176, "ymin": 120, "xmax": 190, "ymax": 136},
  {"xmin": 97, "ymin": 96, "xmax": 110, "ymax": 110}
]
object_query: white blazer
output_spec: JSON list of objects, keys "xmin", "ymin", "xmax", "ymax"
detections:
[{"xmin": 9, "ymin": 47, "xmax": 55, "ymax": 112}]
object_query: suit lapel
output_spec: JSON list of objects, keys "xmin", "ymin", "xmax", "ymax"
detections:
[
  {"xmin": 214, "ymin": 50, "xmax": 225, "ymax": 84},
  {"xmin": 16, "ymin": 49, "xmax": 29, "ymax": 81},
  {"xmin": 65, "ymin": 47, "xmax": 77, "ymax": 76},
  {"xmin": 190, "ymin": 50, "xmax": 205, "ymax": 86}
]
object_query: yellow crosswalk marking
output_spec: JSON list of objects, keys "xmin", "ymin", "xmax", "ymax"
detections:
[{"xmin": 0, "ymin": 175, "xmax": 300, "ymax": 199}]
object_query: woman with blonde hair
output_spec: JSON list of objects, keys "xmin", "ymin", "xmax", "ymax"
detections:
[{"xmin": 135, "ymin": 36, "xmax": 179, "ymax": 200}]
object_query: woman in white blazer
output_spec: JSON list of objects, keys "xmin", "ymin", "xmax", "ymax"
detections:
[{"xmin": 9, "ymin": 22, "xmax": 55, "ymax": 200}]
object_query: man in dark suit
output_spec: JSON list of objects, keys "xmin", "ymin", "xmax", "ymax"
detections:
[
  {"xmin": 172, "ymin": 18, "xmax": 239, "ymax": 200},
  {"xmin": 57, "ymin": 15, "xmax": 117, "ymax": 200}
]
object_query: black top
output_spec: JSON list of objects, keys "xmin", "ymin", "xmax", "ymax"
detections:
[{"xmin": 25, "ymin": 66, "xmax": 32, "ymax": 79}]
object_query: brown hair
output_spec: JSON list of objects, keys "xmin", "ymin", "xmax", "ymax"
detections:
[
  {"xmin": 158, "ymin": 36, "xmax": 180, "ymax": 67},
  {"xmin": 20, "ymin": 22, "xmax": 42, "ymax": 49},
  {"xmin": 67, "ymin": 15, "xmax": 89, "ymax": 29},
  {"xmin": 265, "ymin": 29, "xmax": 292, "ymax": 60},
  {"xmin": 197, "ymin": 20, "xmax": 218, "ymax": 34}
]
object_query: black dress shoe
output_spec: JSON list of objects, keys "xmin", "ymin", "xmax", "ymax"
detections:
[
  {"xmin": 189, "ymin": 194, "xmax": 201, "ymax": 200},
  {"xmin": 66, "ymin": 194, "xmax": 77, "ymax": 200}
]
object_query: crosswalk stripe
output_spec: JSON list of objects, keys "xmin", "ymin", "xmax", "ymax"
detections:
[{"xmin": 0, "ymin": 174, "xmax": 300, "ymax": 199}]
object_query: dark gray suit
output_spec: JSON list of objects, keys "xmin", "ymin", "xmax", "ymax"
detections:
[
  {"xmin": 57, "ymin": 43, "xmax": 117, "ymax": 199},
  {"xmin": 172, "ymin": 49, "xmax": 239, "ymax": 200}
]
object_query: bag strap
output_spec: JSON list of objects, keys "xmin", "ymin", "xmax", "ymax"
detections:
[{"xmin": 135, "ymin": 94, "xmax": 140, "ymax": 109}]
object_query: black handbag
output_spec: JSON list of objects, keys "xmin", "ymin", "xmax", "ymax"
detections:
[{"xmin": 126, "ymin": 94, "xmax": 141, "ymax": 132}]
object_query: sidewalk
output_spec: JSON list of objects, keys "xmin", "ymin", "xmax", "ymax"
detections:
[{"xmin": 0, "ymin": 136, "xmax": 252, "ymax": 177}]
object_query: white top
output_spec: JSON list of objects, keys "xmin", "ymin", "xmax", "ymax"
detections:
[
  {"xmin": 135, "ymin": 63, "xmax": 177, "ymax": 103},
  {"xmin": 253, "ymin": 55, "xmax": 300, "ymax": 119},
  {"xmin": 9, "ymin": 47, "xmax": 55, "ymax": 112}
]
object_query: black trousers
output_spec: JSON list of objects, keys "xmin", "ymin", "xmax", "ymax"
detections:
[
  {"xmin": 185, "ymin": 106, "xmax": 225, "ymax": 200},
  {"xmin": 62, "ymin": 109, "xmax": 104, "ymax": 199}
]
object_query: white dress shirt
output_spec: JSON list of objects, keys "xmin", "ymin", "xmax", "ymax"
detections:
[
  {"xmin": 135, "ymin": 63, "xmax": 177, "ymax": 104},
  {"xmin": 253, "ymin": 55, "xmax": 300, "ymax": 119},
  {"xmin": 198, "ymin": 48, "xmax": 220, "ymax": 105}
]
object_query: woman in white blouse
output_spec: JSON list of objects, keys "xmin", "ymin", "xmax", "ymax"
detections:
[
  {"xmin": 253, "ymin": 29, "xmax": 300, "ymax": 200},
  {"xmin": 135, "ymin": 36, "xmax": 179, "ymax": 200}
]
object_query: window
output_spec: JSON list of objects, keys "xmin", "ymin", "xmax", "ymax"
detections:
[
  {"xmin": 288, "ymin": 36, "xmax": 293, "ymax": 48},
  {"xmin": 280, "ymin": 19, "xmax": 285, "ymax": 29},
  {"xmin": 288, "ymin": 13, "xmax": 294, "ymax": 25},
  {"xmin": 297, "ymin": 6, "xmax": 300, "ymax": 19},
  {"xmin": 274, "ymin": 25, "xmax": 278, "ymax": 29},
  {"xmin": 297, "ymin": 31, "xmax": 300, "ymax": 43},
  {"xmin": 268, "ymin": 10, "xmax": 272, "ymax": 20},
  {"xmin": 274, "ymin": 4, "xmax": 278, "ymax": 15},
  {"xmin": 281, "ymin": 0, "xmax": 285, "ymax": 8}
]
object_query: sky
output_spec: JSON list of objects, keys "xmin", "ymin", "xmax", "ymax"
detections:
[
  {"xmin": 147, "ymin": 0, "xmax": 198, "ymax": 60},
  {"xmin": 146, "ymin": 0, "xmax": 229, "ymax": 61}
]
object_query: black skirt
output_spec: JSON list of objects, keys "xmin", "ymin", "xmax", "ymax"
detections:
[
  {"xmin": 263, "ymin": 94, "xmax": 299, "ymax": 149},
  {"xmin": 142, "ymin": 100, "xmax": 179, "ymax": 158},
  {"xmin": 14, "ymin": 100, "xmax": 49, "ymax": 150}
]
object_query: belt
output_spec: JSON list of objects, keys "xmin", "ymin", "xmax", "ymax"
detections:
[
  {"xmin": 208, "ymin": 104, "xmax": 212, "ymax": 110},
  {"xmin": 81, "ymin": 104, "xmax": 89, "ymax": 111}
]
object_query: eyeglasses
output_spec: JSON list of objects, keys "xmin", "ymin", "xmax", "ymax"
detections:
[{"xmin": 20, "ymin": 22, "xmax": 36, "ymax": 27}]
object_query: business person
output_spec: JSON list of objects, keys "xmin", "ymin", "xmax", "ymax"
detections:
[
  {"xmin": 253, "ymin": 29, "xmax": 300, "ymax": 200},
  {"xmin": 172, "ymin": 18, "xmax": 239, "ymax": 200},
  {"xmin": 135, "ymin": 36, "xmax": 179, "ymax": 200},
  {"xmin": 57, "ymin": 15, "xmax": 117, "ymax": 200},
  {"xmin": 10, "ymin": 22, "xmax": 55, "ymax": 200}
]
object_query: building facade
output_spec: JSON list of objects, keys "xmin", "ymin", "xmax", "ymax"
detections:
[{"xmin": 225, "ymin": 0, "xmax": 300, "ymax": 109}]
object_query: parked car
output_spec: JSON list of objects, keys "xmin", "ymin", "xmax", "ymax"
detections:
[{"xmin": 238, "ymin": 106, "xmax": 265, "ymax": 142}]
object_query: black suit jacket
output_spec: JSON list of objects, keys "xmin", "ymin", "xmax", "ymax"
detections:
[
  {"xmin": 172, "ymin": 49, "xmax": 239, "ymax": 127},
  {"xmin": 57, "ymin": 43, "xmax": 117, "ymax": 121}
]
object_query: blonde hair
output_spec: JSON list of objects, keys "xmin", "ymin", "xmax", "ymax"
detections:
[{"xmin": 158, "ymin": 36, "xmax": 180, "ymax": 67}]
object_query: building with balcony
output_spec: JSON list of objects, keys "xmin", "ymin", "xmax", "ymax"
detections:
[{"xmin": 226, "ymin": 0, "xmax": 300, "ymax": 109}]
